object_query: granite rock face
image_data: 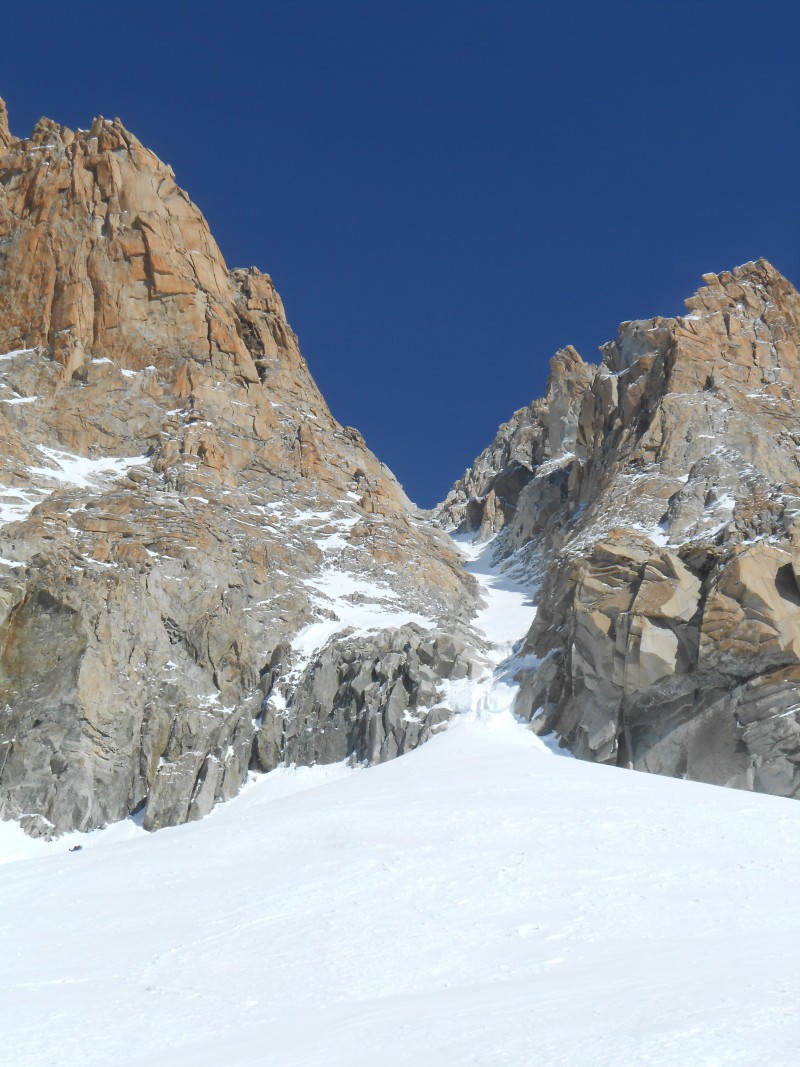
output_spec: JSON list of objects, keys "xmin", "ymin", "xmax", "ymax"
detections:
[
  {"xmin": 439, "ymin": 260, "xmax": 800, "ymax": 800},
  {"xmin": 437, "ymin": 345, "xmax": 593, "ymax": 542},
  {"xmin": 252, "ymin": 623, "xmax": 479, "ymax": 775},
  {"xmin": 0, "ymin": 101, "xmax": 476, "ymax": 837}
]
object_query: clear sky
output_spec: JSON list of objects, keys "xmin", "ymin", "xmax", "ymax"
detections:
[{"xmin": 3, "ymin": 1, "xmax": 798, "ymax": 506}]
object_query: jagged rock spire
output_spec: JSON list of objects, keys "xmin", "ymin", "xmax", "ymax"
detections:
[{"xmin": 0, "ymin": 97, "xmax": 11, "ymax": 148}]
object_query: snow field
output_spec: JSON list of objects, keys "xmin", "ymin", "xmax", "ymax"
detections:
[
  {"xmin": 2, "ymin": 717, "xmax": 799, "ymax": 1066},
  {"xmin": 0, "ymin": 532, "xmax": 799, "ymax": 1065}
]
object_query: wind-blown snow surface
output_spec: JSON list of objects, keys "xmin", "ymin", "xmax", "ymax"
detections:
[{"xmin": 2, "ymin": 537, "xmax": 800, "ymax": 1066}]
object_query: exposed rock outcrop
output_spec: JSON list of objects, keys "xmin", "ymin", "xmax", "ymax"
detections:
[
  {"xmin": 440, "ymin": 260, "xmax": 800, "ymax": 800},
  {"xmin": 0, "ymin": 100, "xmax": 477, "ymax": 837},
  {"xmin": 251, "ymin": 623, "xmax": 479, "ymax": 778},
  {"xmin": 437, "ymin": 345, "xmax": 592, "ymax": 541}
]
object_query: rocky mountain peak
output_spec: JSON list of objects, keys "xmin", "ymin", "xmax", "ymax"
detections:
[
  {"xmin": 441, "ymin": 258, "xmax": 800, "ymax": 548},
  {"xmin": 0, "ymin": 104, "xmax": 477, "ymax": 838},
  {"xmin": 0, "ymin": 104, "xmax": 262, "ymax": 383},
  {"xmin": 436, "ymin": 341, "xmax": 593, "ymax": 541},
  {"xmin": 439, "ymin": 259, "xmax": 800, "ymax": 801}
]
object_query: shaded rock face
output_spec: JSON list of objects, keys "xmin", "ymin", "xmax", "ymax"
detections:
[
  {"xmin": 0, "ymin": 101, "xmax": 476, "ymax": 837},
  {"xmin": 250, "ymin": 624, "xmax": 479, "ymax": 782},
  {"xmin": 440, "ymin": 260, "xmax": 800, "ymax": 800},
  {"xmin": 437, "ymin": 345, "xmax": 593, "ymax": 543}
]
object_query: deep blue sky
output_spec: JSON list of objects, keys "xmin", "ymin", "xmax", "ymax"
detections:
[{"xmin": 3, "ymin": 2, "xmax": 798, "ymax": 505}]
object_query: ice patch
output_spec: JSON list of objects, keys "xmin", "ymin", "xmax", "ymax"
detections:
[
  {"xmin": 0, "ymin": 487, "xmax": 48, "ymax": 525},
  {"xmin": 711, "ymin": 493, "xmax": 737, "ymax": 512}
]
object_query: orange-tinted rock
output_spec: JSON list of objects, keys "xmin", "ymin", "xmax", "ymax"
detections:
[{"xmin": 0, "ymin": 102, "xmax": 476, "ymax": 837}]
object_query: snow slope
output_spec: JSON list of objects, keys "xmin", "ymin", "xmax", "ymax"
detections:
[{"xmin": 1, "ymin": 537, "xmax": 799, "ymax": 1066}]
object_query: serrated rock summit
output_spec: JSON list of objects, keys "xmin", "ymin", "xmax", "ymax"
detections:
[{"xmin": 438, "ymin": 259, "xmax": 800, "ymax": 798}]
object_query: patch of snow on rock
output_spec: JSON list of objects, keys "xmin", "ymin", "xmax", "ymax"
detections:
[{"xmin": 28, "ymin": 448, "xmax": 150, "ymax": 490}]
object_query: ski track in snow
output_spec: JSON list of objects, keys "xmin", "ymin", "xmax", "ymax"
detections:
[{"xmin": 1, "ymin": 533, "xmax": 800, "ymax": 1065}]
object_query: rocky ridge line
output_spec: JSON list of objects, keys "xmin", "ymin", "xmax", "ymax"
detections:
[{"xmin": 438, "ymin": 260, "xmax": 800, "ymax": 799}]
